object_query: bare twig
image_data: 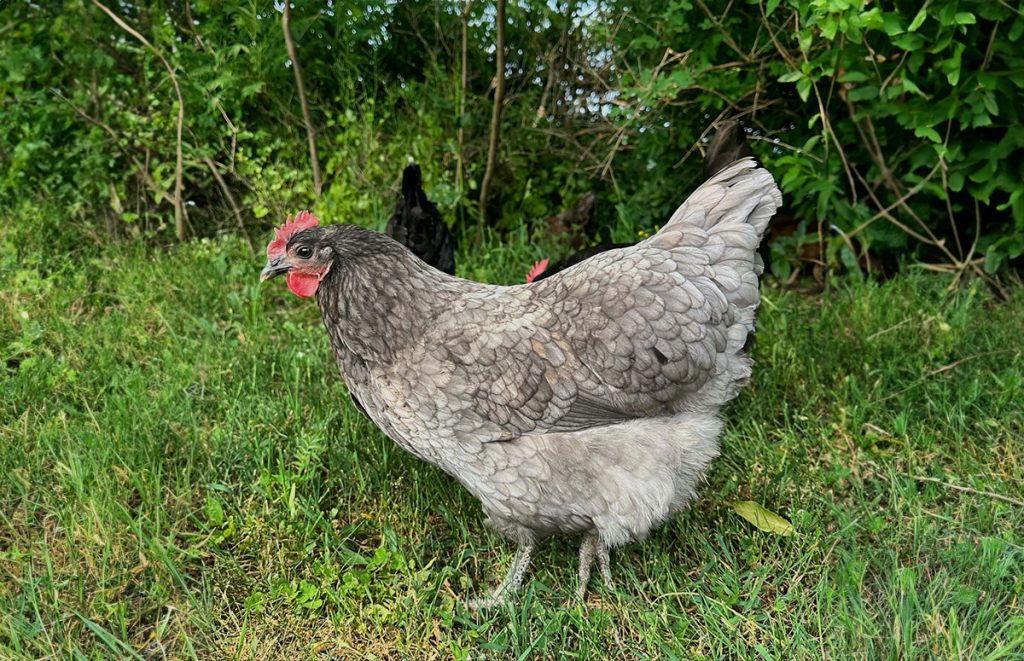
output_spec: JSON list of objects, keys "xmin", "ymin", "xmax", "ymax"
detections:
[
  {"xmin": 695, "ymin": 0, "xmax": 752, "ymax": 63},
  {"xmin": 93, "ymin": 0, "xmax": 188, "ymax": 241},
  {"xmin": 909, "ymin": 475, "xmax": 1024, "ymax": 508},
  {"xmin": 757, "ymin": 1, "xmax": 798, "ymax": 68},
  {"xmin": 845, "ymin": 101, "xmax": 1003, "ymax": 290},
  {"xmin": 600, "ymin": 47, "xmax": 690, "ymax": 178},
  {"xmin": 202, "ymin": 156, "xmax": 253, "ymax": 251},
  {"xmin": 806, "ymin": 60, "xmax": 858, "ymax": 207},
  {"xmin": 217, "ymin": 105, "xmax": 239, "ymax": 174},
  {"xmin": 478, "ymin": 0, "xmax": 507, "ymax": 239},
  {"xmin": 981, "ymin": 21, "xmax": 1001, "ymax": 71},
  {"xmin": 846, "ymin": 162, "xmax": 941, "ymax": 244},
  {"xmin": 866, "ymin": 315, "xmax": 937, "ymax": 340},
  {"xmin": 877, "ymin": 349, "xmax": 1020, "ymax": 402},
  {"xmin": 282, "ymin": 2, "xmax": 322, "ymax": 197},
  {"xmin": 534, "ymin": 6, "xmax": 575, "ymax": 132},
  {"xmin": 182, "ymin": 1, "xmax": 205, "ymax": 51},
  {"xmin": 456, "ymin": 1, "xmax": 473, "ymax": 198}
]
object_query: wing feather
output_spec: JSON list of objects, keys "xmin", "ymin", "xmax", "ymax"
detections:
[{"xmin": 370, "ymin": 160, "xmax": 781, "ymax": 447}]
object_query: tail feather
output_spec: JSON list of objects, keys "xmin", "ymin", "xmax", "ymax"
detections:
[
  {"xmin": 703, "ymin": 120, "xmax": 754, "ymax": 179},
  {"xmin": 401, "ymin": 164, "xmax": 423, "ymax": 200},
  {"xmin": 648, "ymin": 158, "xmax": 781, "ymax": 312}
]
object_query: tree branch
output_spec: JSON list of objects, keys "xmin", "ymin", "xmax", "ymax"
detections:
[
  {"xmin": 282, "ymin": 2, "xmax": 322, "ymax": 197},
  {"xmin": 477, "ymin": 0, "xmax": 506, "ymax": 238},
  {"xmin": 93, "ymin": 0, "xmax": 188, "ymax": 241},
  {"xmin": 456, "ymin": 1, "xmax": 473, "ymax": 200},
  {"xmin": 202, "ymin": 156, "xmax": 253, "ymax": 251},
  {"xmin": 56, "ymin": 91, "xmax": 173, "ymax": 209}
]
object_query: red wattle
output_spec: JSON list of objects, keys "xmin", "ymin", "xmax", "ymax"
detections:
[{"xmin": 286, "ymin": 271, "xmax": 321, "ymax": 298}]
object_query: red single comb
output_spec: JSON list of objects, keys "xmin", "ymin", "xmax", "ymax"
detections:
[
  {"xmin": 267, "ymin": 210, "xmax": 320, "ymax": 259},
  {"xmin": 526, "ymin": 258, "xmax": 549, "ymax": 283}
]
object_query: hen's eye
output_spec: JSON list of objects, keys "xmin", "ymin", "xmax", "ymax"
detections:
[{"xmin": 296, "ymin": 246, "xmax": 313, "ymax": 259}]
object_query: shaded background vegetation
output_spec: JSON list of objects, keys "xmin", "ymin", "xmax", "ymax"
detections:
[{"xmin": 3, "ymin": 0, "xmax": 1023, "ymax": 281}]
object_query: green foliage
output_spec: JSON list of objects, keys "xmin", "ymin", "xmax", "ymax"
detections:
[
  {"xmin": 2, "ymin": 1, "xmax": 1021, "ymax": 275},
  {"xmin": 777, "ymin": 0, "xmax": 1024, "ymax": 271},
  {"xmin": 600, "ymin": 0, "xmax": 1024, "ymax": 275},
  {"xmin": 1, "ymin": 210, "xmax": 1022, "ymax": 657}
]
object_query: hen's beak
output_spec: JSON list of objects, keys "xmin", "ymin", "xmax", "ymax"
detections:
[{"xmin": 260, "ymin": 257, "xmax": 290, "ymax": 282}]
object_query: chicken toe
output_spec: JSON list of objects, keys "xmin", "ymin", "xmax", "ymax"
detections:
[{"xmin": 467, "ymin": 543, "xmax": 534, "ymax": 610}]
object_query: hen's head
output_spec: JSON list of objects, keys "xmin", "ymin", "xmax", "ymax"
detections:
[{"xmin": 260, "ymin": 211, "xmax": 334, "ymax": 298}]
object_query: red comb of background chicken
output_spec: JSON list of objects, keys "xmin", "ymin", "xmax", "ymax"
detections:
[
  {"xmin": 526, "ymin": 258, "xmax": 549, "ymax": 283},
  {"xmin": 267, "ymin": 210, "xmax": 320, "ymax": 259}
]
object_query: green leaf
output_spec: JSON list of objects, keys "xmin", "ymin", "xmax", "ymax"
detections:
[
  {"xmin": 954, "ymin": 12, "xmax": 976, "ymax": 25},
  {"xmin": 729, "ymin": 501, "xmax": 796, "ymax": 536},
  {"xmin": 941, "ymin": 57, "xmax": 962, "ymax": 86},
  {"xmin": 893, "ymin": 33, "xmax": 925, "ymax": 50},
  {"xmin": 847, "ymin": 85, "xmax": 878, "ymax": 101},
  {"xmin": 204, "ymin": 496, "xmax": 225, "ymax": 527},
  {"xmin": 766, "ymin": 0, "xmax": 782, "ymax": 17},
  {"xmin": 908, "ymin": 8, "xmax": 928, "ymax": 32},
  {"xmin": 778, "ymin": 70, "xmax": 804, "ymax": 83},
  {"xmin": 839, "ymin": 71, "xmax": 870, "ymax": 83},
  {"xmin": 799, "ymin": 30, "xmax": 813, "ymax": 53},
  {"xmin": 859, "ymin": 7, "xmax": 884, "ymax": 31},
  {"xmin": 821, "ymin": 17, "xmax": 839, "ymax": 40},
  {"xmin": 900, "ymin": 77, "xmax": 926, "ymax": 97},
  {"xmin": 796, "ymin": 77, "xmax": 812, "ymax": 102},
  {"xmin": 1010, "ymin": 17, "xmax": 1024, "ymax": 41},
  {"xmin": 882, "ymin": 12, "xmax": 904, "ymax": 36},
  {"xmin": 982, "ymin": 93, "xmax": 999, "ymax": 116},
  {"xmin": 914, "ymin": 126, "xmax": 942, "ymax": 143}
]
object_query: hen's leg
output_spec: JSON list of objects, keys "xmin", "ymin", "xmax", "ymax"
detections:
[
  {"xmin": 577, "ymin": 532, "xmax": 599, "ymax": 601},
  {"xmin": 468, "ymin": 542, "xmax": 534, "ymax": 610},
  {"xmin": 597, "ymin": 543, "xmax": 613, "ymax": 590}
]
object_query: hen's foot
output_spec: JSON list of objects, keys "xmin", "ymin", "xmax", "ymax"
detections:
[
  {"xmin": 467, "ymin": 542, "xmax": 533, "ymax": 610},
  {"xmin": 577, "ymin": 532, "xmax": 613, "ymax": 601}
]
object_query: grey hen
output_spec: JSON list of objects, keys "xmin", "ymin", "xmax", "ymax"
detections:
[{"xmin": 259, "ymin": 159, "xmax": 782, "ymax": 607}]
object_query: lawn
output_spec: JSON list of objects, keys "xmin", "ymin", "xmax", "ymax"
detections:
[{"xmin": 1, "ymin": 222, "xmax": 1022, "ymax": 658}]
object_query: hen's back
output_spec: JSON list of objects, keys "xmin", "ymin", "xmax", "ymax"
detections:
[{"xmin": 378, "ymin": 159, "xmax": 782, "ymax": 458}]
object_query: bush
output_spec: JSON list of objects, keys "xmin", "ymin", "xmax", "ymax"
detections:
[{"xmin": 1, "ymin": 1, "xmax": 1021, "ymax": 278}]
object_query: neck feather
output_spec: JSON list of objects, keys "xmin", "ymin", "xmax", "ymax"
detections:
[{"xmin": 316, "ymin": 225, "xmax": 449, "ymax": 361}]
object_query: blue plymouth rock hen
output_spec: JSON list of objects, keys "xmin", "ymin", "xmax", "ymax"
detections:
[{"xmin": 260, "ymin": 158, "xmax": 782, "ymax": 607}]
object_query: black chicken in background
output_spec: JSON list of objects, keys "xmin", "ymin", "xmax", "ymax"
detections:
[
  {"xmin": 385, "ymin": 163, "xmax": 456, "ymax": 276},
  {"xmin": 702, "ymin": 120, "xmax": 754, "ymax": 179}
]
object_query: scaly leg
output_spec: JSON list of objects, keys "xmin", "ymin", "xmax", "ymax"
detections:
[
  {"xmin": 597, "ymin": 542, "xmax": 613, "ymax": 590},
  {"xmin": 577, "ymin": 533, "xmax": 599, "ymax": 601},
  {"xmin": 467, "ymin": 542, "xmax": 534, "ymax": 610}
]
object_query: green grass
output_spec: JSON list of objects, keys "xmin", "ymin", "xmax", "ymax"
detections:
[{"xmin": 1, "ymin": 221, "xmax": 1023, "ymax": 659}]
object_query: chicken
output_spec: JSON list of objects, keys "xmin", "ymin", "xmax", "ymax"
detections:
[
  {"xmin": 385, "ymin": 163, "xmax": 456, "ymax": 275},
  {"xmin": 702, "ymin": 119, "xmax": 753, "ymax": 180},
  {"xmin": 344, "ymin": 163, "xmax": 457, "ymax": 418},
  {"xmin": 260, "ymin": 158, "xmax": 782, "ymax": 607},
  {"xmin": 526, "ymin": 243, "xmax": 633, "ymax": 283},
  {"xmin": 527, "ymin": 120, "xmax": 754, "ymax": 283}
]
